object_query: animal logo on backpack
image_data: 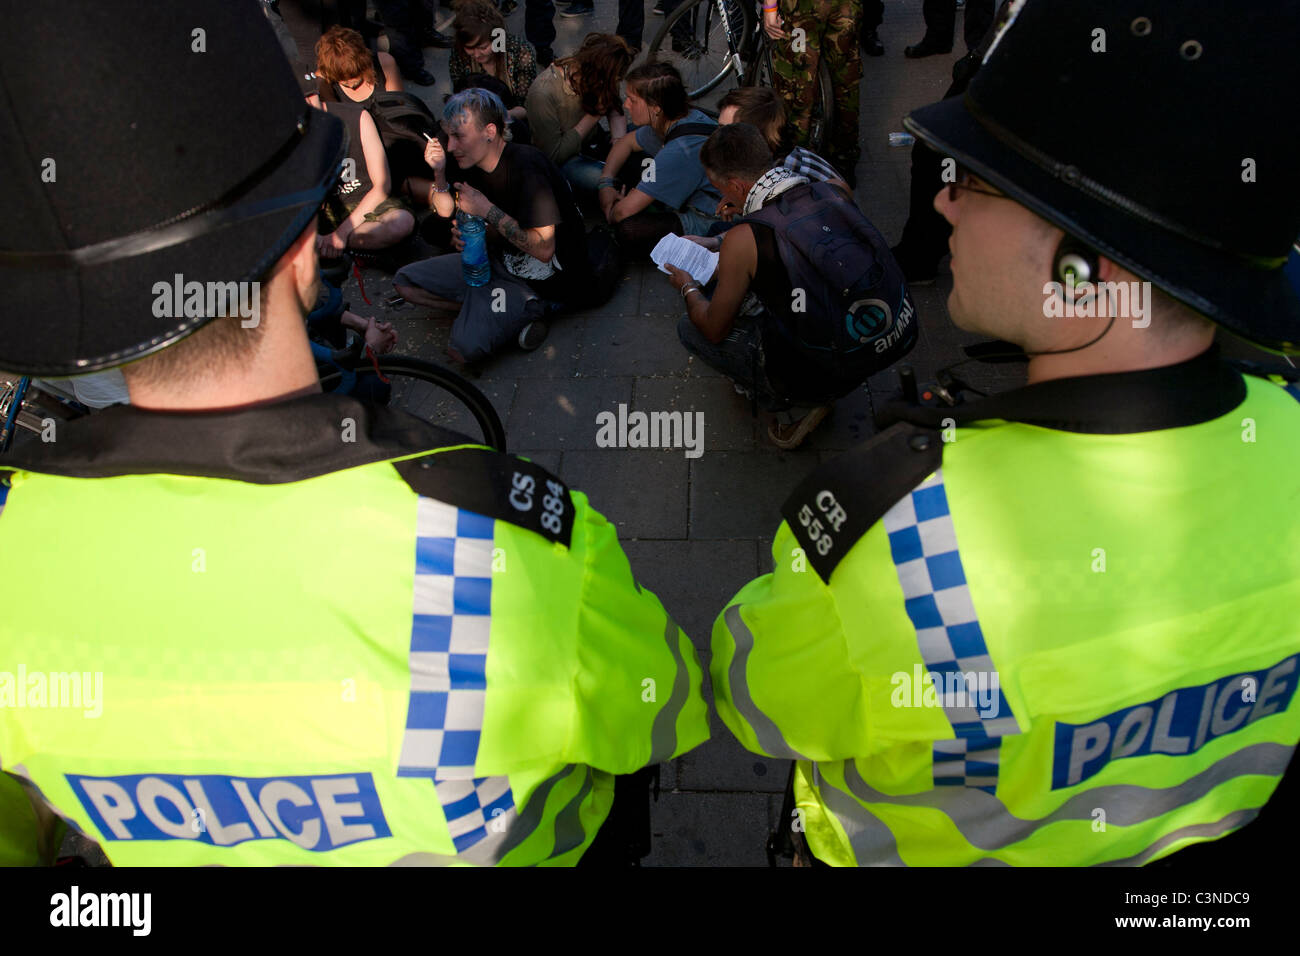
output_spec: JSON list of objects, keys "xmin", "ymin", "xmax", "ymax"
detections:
[
  {"xmin": 845, "ymin": 298, "xmax": 893, "ymax": 346},
  {"xmin": 845, "ymin": 292, "xmax": 916, "ymax": 355}
]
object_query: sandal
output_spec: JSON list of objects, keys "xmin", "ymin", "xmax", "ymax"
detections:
[{"xmin": 767, "ymin": 405, "xmax": 831, "ymax": 450}]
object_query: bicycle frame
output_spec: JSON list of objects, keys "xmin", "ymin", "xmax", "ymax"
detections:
[{"xmin": 0, "ymin": 377, "xmax": 31, "ymax": 454}]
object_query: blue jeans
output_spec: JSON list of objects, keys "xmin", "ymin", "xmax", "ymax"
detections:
[
  {"xmin": 677, "ymin": 207, "xmax": 718, "ymax": 237},
  {"xmin": 677, "ymin": 314, "xmax": 792, "ymax": 412},
  {"xmin": 562, "ymin": 155, "xmax": 606, "ymax": 196}
]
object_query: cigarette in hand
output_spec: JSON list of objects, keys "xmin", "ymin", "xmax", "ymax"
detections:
[{"xmin": 423, "ymin": 132, "xmax": 434, "ymax": 142}]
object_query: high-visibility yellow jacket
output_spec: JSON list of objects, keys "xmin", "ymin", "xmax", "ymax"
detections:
[
  {"xmin": 0, "ymin": 393, "xmax": 709, "ymax": 865},
  {"xmin": 713, "ymin": 352, "xmax": 1300, "ymax": 865}
]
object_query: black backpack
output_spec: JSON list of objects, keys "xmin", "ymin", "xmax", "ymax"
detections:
[
  {"xmin": 368, "ymin": 91, "xmax": 442, "ymax": 185},
  {"xmin": 578, "ymin": 224, "xmax": 624, "ymax": 310},
  {"xmin": 739, "ymin": 180, "xmax": 918, "ymax": 402}
]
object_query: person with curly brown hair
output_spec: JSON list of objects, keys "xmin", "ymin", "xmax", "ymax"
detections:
[{"xmin": 524, "ymin": 33, "xmax": 631, "ymax": 194}]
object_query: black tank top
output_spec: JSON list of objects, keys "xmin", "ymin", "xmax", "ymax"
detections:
[
  {"xmin": 328, "ymin": 99, "xmax": 373, "ymax": 205},
  {"xmin": 748, "ymin": 221, "xmax": 794, "ymax": 319},
  {"xmin": 746, "ymin": 221, "xmax": 803, "ymax": 391},
  {"xmin": 330, "ymin": 51, "xmax": 387, "ymax": 110}
]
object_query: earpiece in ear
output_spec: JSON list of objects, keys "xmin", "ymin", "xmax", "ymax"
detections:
[
  {"xmin": 1055, "ymin": 236, "xmax": 1100, "ymax": 287},
  {"xmin": 1054, "ymin": 236, "xmax": 1101, "ymax": 305}
]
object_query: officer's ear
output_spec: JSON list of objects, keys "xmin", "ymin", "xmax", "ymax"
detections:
[{"xmin": 277, "ymin": 219, "xmax": 320, "ymax": 320}]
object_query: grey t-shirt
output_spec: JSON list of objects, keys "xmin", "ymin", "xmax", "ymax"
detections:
[{"xmin": 633, "ymin": 109, "xmax": 721, "ymax": 218}]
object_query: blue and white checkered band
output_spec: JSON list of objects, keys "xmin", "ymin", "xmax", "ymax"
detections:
[
  {"xmin": 932, "ymin": 737, "xmax": 1003, "ymax": 795},
  {"xmin": 397, "ymin": 497, "xmax": 517, "ymax": 859},
  {"xmin": 882, "ymin": 469, "xmax": 1020, "ymax": 792}
]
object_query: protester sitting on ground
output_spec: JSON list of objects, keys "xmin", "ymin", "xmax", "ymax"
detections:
[
  {"xmin": 314, "ymin": 25, "xmax": 404, "ymax": 108},
  {"xmin": 314, "ymin": 95, "xmax": 417, "ymax": 258},
  {"xmin": 394, "ymin": 89, "xmax": 590, "ymax": 366},
  {"xmin": 684, "ymin": 86, "xmax": 851, "ymax": 250},
  {"xmin": 449, "ymin": 0, "xmax": 538, "ymax": 123},
  {"xmin": 718, "ymin": 87, "xmax": 850, "ymax": 197},
  {"xmin": 662, "ymin": 123, "xmax": 915, "ymax": 449},
  {"xmin": 598, "ymin": 62, "xmax": 721, "ymax": 257},
  {"xmin": 524, "ymin": 34, "xmax": 632, "ymax": 194}
]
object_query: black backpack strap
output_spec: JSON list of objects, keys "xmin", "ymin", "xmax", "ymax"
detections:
[
  {"xmin": 663, "ymin": 121, "xmax": 717, "ymax": 143},
  {"xmin": 781, "ymin": 420, "xmax": 944, "ymax": 583},
  {"xmin": 393, "ymin": 447, "xmax": 576, "ymax": 548}
]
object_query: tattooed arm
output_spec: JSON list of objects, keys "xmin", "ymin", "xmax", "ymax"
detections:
[{"xmin": 486, "ymin": 204, "xmax": 557, "ymax": 263}]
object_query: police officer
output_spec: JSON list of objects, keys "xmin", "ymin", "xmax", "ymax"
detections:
[
  {"xmin": 0, "ymin": 0, "xmax": 708, "ymax": 866},
  {"xmin": 711, "ymin": 0, "xmax": 1300, "ymax": 866}
]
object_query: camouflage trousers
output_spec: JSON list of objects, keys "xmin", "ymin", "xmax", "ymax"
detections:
[{"xmin": 769, "ymin": 0, "xmax": 862, "ymax": 176}]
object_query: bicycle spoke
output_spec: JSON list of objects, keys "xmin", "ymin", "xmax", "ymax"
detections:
[{"xmin": 649, "ymin": 0, "xmax": 751, "ymax": 101}]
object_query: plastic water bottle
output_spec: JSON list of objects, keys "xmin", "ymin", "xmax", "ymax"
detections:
[
  {"xmin": 888, "ymin": 132, "xmax": 915, "ymax": 148},
  {"xmin": 459, "ymin": 213, "xmax": 490, "ymax": 287}
]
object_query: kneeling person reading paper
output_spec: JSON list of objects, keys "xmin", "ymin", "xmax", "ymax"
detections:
[{"xmin": 661, "ymin": 124, "xmax": 918, "ymax": 450}]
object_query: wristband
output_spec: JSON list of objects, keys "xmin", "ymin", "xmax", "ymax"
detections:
[
  {"xmin": 681, "ymin": 283, "xmax": 701, "ymax": 299},
  {"xmin": 430, "ymin": 182, "xmax": 450, "ymax": 194},
  {"xmin": 763, "ymin": 4, "xmax": 778, "ymax": 11},
  {"xmin": 597, "ymin": 177, "xmax": 617, "ymax": 189}
]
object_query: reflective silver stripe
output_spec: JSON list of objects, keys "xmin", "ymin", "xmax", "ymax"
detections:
[
  {"xmin": 547, "ymin": 765, "xmax": 594, "ymax": 859},
  {"xmin": 723, "ymin": 604, "xmax": 808, "ymax": 759},
  {"xmin": 649, "ymin": 615, "xmax": 691, "ymax": 763},
  {"xmin": 389, "ymin": 763, "xmax": 581, "ymax": 866},
  {"xmin": 827, "ymin": 742, "xmax": 1291, "ymax": 860},
  {"xmin": 1099, "ymin": 808, "xmax": 1260, "ymax": 867},
  {"xmin": 813, "ymin": 762, "xmax": 905, "ymax": 866}
]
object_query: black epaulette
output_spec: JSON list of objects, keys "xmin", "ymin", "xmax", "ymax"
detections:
[
  {"xmin": 780, "ymin": 420, "xmax": 944, "ymax": 583},
  {"xmin": 393, "ymin": 447, "xmax": 576, "ymax": 548}
]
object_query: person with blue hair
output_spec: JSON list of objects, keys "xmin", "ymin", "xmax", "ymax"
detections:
[{"xmin": 394, "ymin": 89, "xmax": 589, "ymax": 366}]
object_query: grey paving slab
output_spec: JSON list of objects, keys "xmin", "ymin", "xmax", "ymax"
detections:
[
  {"xmin": 638, "ymin": 268, "xmax": 688, "ymax": 317},
  {"xmin": 644, "ymin": 791, "xmax": 780, "ymax": 867},
  {"xmin": 506, "ymin": 376, "xmax": 633, "ymax": 450},
  {"xmin": 677, "ymin": 712, "xmax": 789, "ymax": 794},
  {"xmin": 689, "ymin": 450, "xmax": 817, "ymax": 539},
  {"xmin": 578, "ymin": 311, "xmax": 691, "ymax": 378},
  {"xmin": 620, "ymin": 539, "xmax": 759, "ymax": 652},
  {"xmin": 632, "ymin": 375, "xmax": 760, "ymax": 452},
  {"xmin": 560, "ymin": 449, "xmax": 689, "ymax": 539},
  {"xmin": 592, "ymin": 267, "xmax": 645, "ymax": 319}
]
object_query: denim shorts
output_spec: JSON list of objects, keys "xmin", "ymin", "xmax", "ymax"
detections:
[{"xmin": 676, "ymin": 207, "xmax": 718, "ymax": 237}]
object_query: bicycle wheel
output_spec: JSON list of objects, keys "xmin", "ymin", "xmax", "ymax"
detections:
[
  {"xmin": 318, "ymin": 355, "xmax": 508, "ymax": 452},
  {"xmin": 753, "ymin": 44, "xmax": 834, "ymax": 155},
  {"xmin": 648, "ymin": 0, "xmax": 755, "ymax": 101}
]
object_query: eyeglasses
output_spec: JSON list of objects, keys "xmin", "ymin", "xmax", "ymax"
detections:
[{"xmin": 947, "ymin": 164, "xmax": 1009, "ymax": 202}]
